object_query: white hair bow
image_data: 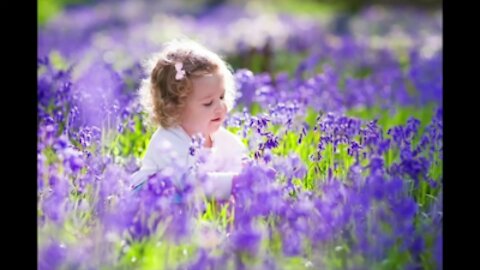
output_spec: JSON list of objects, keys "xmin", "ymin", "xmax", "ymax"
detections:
[{"xmin": 175, "ymin": 62, "xmax": 186, "ymax": 80}]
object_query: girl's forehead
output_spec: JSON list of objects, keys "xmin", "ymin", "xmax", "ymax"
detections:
[{"xmin": 191, "ymin": 72, "xmax": 225, "ymax": 98}]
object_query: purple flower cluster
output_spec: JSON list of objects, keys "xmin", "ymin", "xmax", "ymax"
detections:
[{"xmin": 38, "ymin": 2, "xmax": 442, "ymax": 269}]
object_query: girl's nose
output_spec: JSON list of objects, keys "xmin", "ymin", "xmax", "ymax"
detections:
[{"xmin": 214, "ymin": 101, "xmax": 223, "ymax": 114}]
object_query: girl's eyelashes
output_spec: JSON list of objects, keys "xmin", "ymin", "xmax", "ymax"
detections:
[
  {"xmin": 203, "ymin": 101, "xmax": 213, "ymax": 107},
  {"xmin": 203, "ymin": 95, "xmax": 224, "ymax": 107}
]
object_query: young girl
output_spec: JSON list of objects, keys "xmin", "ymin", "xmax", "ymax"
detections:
[{"xmin": 130, "ymin": 39, "xmax": 248, "ymax": 201}]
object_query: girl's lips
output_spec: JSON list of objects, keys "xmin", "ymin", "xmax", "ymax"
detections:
[{"xmin": 211, "ymin": 117, "xmax": 221, "ymax": 122}]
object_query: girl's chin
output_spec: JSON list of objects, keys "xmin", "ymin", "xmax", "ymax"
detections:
[{"xmin": 209, "ymin": 121, "xmax": 223, "ymax": 131}]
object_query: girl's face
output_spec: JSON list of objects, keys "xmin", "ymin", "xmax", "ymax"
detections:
[{"xmin": 180, "ymin": 70, "xmax": 227, "ymax": 139}]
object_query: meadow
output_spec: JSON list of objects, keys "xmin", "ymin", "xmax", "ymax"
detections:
[{"xmin": 38, "ymin": 1, "xmax": 442, "ymax": 269}]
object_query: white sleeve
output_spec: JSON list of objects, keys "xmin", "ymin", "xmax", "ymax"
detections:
[
  {"xmin": 130, "ymin": 153, "xmax": 158, "ymax": 189},
  {"xmin": 130, "ymin": 137, "xmax": 173, "ymax": 189},
  {"xmin": 239, "ymin": 140, "xmax": 249, "ymax": 162},
  {"xmin": 231, "ymin": 132, "xmax": 248, "ymax": 159},
  {"xmin": 203, "ymin": 171, "xmax": 237, "ymax": 200},
  {"xmin": 195, "ymin": 130, "xmax": 247, "ymax": 199}
]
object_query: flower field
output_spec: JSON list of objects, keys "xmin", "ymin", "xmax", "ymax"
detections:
[{"xmin": 38, "ymin": 1, "xmax": 442, "ymax": 269}]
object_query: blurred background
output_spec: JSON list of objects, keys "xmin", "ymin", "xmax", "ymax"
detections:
[
  {"xmin": 38, "ymin": 0, "xmax": 442, "ymax": 76},
  {"xmin": 39, "ymin": 0, "xmax": 442, "ymax": 27},
  {"xmin": 38, "ymin": 0, "xmax": 442, "ymax": 138}
]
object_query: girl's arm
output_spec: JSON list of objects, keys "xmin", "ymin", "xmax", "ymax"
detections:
[
  {"xmin": 129, "ymin": 137, "xmax": 174, "ymax": 191},
  {"xmin": 130, "ymin": 154, "xmax": 158, "ymax": 191}
]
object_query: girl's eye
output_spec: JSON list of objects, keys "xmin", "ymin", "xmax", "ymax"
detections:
[
  {"xmin": 203, "ymin": 101, "xmax": 213, "ymax": 107},
  {"xmin": 220, "ymin": 95, "xmax": 224, "ymax": 100}
]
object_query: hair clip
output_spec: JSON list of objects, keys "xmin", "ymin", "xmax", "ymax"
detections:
[{"xmin": 175, "ymin": 62, "xmax": 186, "ymax": 80}]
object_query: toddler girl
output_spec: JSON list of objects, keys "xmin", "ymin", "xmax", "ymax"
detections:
[{"xmin": 130, "ymin": 39, "xmax": 248, "ymax": 201}]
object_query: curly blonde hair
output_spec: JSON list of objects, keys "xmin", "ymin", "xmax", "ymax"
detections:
[{"xmin": 138, "ymin": 39, "xmax": 237, "ymax": 128}]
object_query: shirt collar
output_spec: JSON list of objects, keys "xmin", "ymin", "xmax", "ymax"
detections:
[{"xmin": 170, "ymin": 125, "xmax": 221, "ymax": 148}]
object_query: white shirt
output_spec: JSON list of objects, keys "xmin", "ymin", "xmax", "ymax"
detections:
[{"xmin": 130, "ymin": 125, "xmax": 248, "ymax": 200}]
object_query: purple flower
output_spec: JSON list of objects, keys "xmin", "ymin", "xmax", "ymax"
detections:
[
  {"xmin": 409, "ymin": 235, "xmax": 424, "ymax": 254},
  {"xmin": 387, "ymin": 126, "xmax": 405, "ymax": 146},
  {"xmin": 400, "ymin": 147, "xmax": 413, "ymax": 160},
  {"xmin": 186, "ymin": 249, "xmax": 212, "ymax": 270},
  {"xmin": 392, "ymin": 198, "xmax": 418, "ymax": 223},
  {"xmin": 406, "ymin": 117, "xmax": 421, "ymax": 139},
  {"xmin": 282, "ymin": 230, "xmax": 302, "ymax": 256},
  {"xmin": 165, "ymin": 207, "xmax": 194, "ymax": 243},
  {"xmin": 52, "ymin": 135, "xmax": 69, "ymax": 151},
  {"xmin": 368, "ymin": 156, "xmax": 385, "ymax": 174},
  {"xmin": 230, "ymin": 227, "xmax": 262, "ymax": 256},
  {"xmin": 38, "ymin": 242, "xmax": 67, "ymax": 270},
  {"xmin": 378, "ymin": 139, "xmax": 391, "ymax": 155}
]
